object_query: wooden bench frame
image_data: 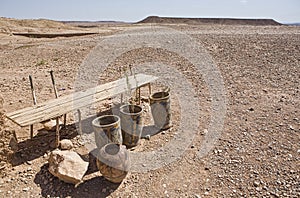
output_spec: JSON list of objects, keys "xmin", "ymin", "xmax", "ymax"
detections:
[{"xmin": 6, "ymin": 73, "xmax": 158, "ymax": 147}]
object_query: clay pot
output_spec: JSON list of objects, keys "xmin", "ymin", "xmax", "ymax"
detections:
[
  {"xmin": 149, "ymin": 91, "xmax": 172, "ymax": 130},
  {"xmin": 92, "ymin": 115, "xmax": 122, "ymax": 149},
  {"xmin": 119, "ymin": 104, "xmax": 143, "ymax": 147},
  {"xmin": 96, "ymin": 143, "xmax": 130, "ymax": 183}
]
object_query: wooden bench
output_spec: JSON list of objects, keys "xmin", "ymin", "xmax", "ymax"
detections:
[{"xmin": 6, "ymin": 73, "xmax": 158, "ymax": 146}]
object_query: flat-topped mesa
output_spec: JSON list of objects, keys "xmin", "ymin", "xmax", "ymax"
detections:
[{"xmin": 138, "ymin": 16, "xmax": 282, "ymax": 26}]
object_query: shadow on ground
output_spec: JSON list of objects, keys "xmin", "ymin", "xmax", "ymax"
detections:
[
  {"xmin": 34, "ymin": 163, "xmax": 121, "ymax": 198},
  {"xmin": 11, "ymin": 125, "xmax": 78, "ymax": 166}
]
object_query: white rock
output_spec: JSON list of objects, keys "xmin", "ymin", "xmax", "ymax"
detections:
[
  {"xmin": 48, "ymin": 150, "xmax": 88, "ymax": 184},
  {"xmin": 60, "ymin": 139, "xmax": 73, "ymax": 150},
  {"xmin": 43, "ymin": 119, "xmax": 62, "ymax": 131}
]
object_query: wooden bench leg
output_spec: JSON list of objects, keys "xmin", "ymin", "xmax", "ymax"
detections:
[
  {"xmin": 148, "ymin": 83, "xmax": 152, "ymax": 95},
  {"xmin": 63, "ymin": 114, "xmax": 67, "ymax": 127},
  {"xmin": 135, "ymin": 88, "xmax": 141, "ymax": 105},
  {"xmin": 55, "ymin": 117, "xmax": 60, "ymax": 148},
  {"xmin": 138, "ymin": 87, "xmax": 141, "ymax": 105},
  {"xmin": 30, "ymin": 125, "xmax": 34, "ymax": 139},
  {"xmin": 77, "ymin": 109, "xmax": 82, "ymax": 135}
]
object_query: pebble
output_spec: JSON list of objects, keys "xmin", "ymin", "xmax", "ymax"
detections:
[
  {"xmin": 145, "ymin": 135, "xmax": 151, "ymax": 140},
  {"xmin": 253, "ymin": 180, "xmax": 260, "ymax": 187},
  {"xmin": 26, "ymin": 161, "xmax": 32, "ymax": 165},
  {"xmin": 102, "ymin": 188, "xmax": 107, "ymax": 193},
  {"xmin": 60, "ymin": 139, "xmax": 73, "ymax": 150},
  {"xmin": 201, "ymin": 129, "xmax": 208, "ymax": 135},
  {"xmin": 23, "ymin": 187, "xmax": 30, "ymax": 192}
]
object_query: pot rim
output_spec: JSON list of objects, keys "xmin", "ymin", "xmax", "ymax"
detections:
[
  {"xmin": 150, "ymin": 91, "xmax": 170, "ymax": 101},
  {"xmin": 92, "ymin": 114, "xmax": 120, "ymax": 128},
  {"xmin": 119, "ymin": 104, "xmax": 143, "ymax": 116}
]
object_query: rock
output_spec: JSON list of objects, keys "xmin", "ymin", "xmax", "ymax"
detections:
[
  {"xmin": 9, "ymin": 132, "xmax": 18, "ymax": 152},
  {"xmin": 48, "ymin": 149, "xmax": 88, "ymax": 184},
  {"xmin": 254, "ymin": 180, "xmax": 260, "ymax": 187},
  {"xmin": 23, "ymin": 187, "xmax": 30, "ymax": 192},
  {"xmin": 60, "ymin": 139, "xmax": 73, "ymax": 150},
  {"xmin": 43, "ymin": 119, "xmax": 62, "ymax": 131},
  {"xmin": 145, "ymin": 135, "xmax": 151, "ymax": 140},
  {"xmin": 201, "ymin": 129, "xmax": 208, "ymax": 135}
]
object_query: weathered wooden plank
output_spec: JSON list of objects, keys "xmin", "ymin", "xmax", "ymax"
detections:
[{"xmin": 6, "ymin": 74, "xmax": 158, "ymax": 126}]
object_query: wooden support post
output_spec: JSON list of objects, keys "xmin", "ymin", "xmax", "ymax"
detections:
[
  {"xmin": 50, "ymin": 70, "xmax": 61, "ymax": 148},
  {"xmin": 55, "ymin": 117, "xmax": 60, "ymax": 148},
  {"xmin": 29, "ymin": 75, "xmax": 37, "ymax": 138},
  {"xmin": 50, "ymin": 70, "xmax": 67, "ymax": 127}
]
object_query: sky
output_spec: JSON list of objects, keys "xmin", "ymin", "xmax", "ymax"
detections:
[{"xmin": 0, "ymin": 0, "xmax": 299, "ymax": 23}]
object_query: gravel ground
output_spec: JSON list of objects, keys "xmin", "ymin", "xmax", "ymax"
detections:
[{"xmin": 0, "ymin": 22, "xmax": 299, "ymax": 197}]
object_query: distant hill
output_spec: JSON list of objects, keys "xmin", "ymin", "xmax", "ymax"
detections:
[
  {"xmin": 0, "ymin": 17, "xmax": 79, "ymax": 34},
  {"xmin": 138, "ymin": 16, "xmax": 282, "ymax": 26},
  {"xmin": 62, "ymin": 20, "xmax": 128, "ymax": 28},
  {"xmin": 284, "ymin": 23, "xmax": 300, "ymax": 26}
]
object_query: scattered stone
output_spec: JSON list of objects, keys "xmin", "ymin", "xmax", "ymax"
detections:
[
  {"xmin": 26, "ymin": 161, "xmax": 32, "ymax": 165},
  {"xmin": 60, "ymin": 139, "xmax": 73, "ymax": 150},
  {"xmin": 194, "ymin": 194, "xmax": 201, "ymax": 198},
  {"xmin": 201, "ymin": 129, "xmax": 208, "ymax": 135},
  {"xmin": 145, "ymin": 135, "xmax": 151, "ymax": 140},
  {"xmin": 48, "ymin": 149, "xmax": 89, "ymax": 184},
  {"xmin": 256, "ymin": 187, "xmax": 262, "ymax": 192},
  {"xmin": 23, "ymin": 187, "xmax": 30, "ymax": 192},
  {"xmin": 289, "ymin": 125, "xmax": 294, "ymax": 130},
  {"xmin": 254, "ymin": 180, "xmax": 260, "ymax": 187}
]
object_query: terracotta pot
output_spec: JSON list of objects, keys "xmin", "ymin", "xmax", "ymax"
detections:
[
  {"xmin": 149, "ymin": 91, "xmax": 172, "ymax": 130},
  {"xmin": 96, "ymin": 143, "xmax": 130, "ymax": 183},
  {"xmin": 92, "ymin": 115, "xmax": 122, "ymax": 149},
  {"xmin": 119, "ymin": 104, "xmax": 143, "ymax": 147}
]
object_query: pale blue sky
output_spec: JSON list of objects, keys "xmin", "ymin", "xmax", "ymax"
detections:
[{"xmin": 0, "ymin": 0, "xmax": 299, "ymax": 23}]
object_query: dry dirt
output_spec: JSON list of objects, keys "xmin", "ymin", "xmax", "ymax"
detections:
[{"xmin": 0, "ymin": 18, "xmax": 299, "ymax": 197}]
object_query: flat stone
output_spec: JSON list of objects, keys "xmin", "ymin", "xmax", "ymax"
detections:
[{"xmin": 48, "ymin": 149, "xmax": 88, "ymax": 184}]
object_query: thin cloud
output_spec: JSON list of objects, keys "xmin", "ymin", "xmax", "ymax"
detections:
[{"xmin": 240, "ymin": 0, "xmax": 248, "ymax": 4}]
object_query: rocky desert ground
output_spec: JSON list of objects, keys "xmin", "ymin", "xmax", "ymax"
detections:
[{"xmin": 0, "ymin": 17, "xmax": 299, "ymax": 197}]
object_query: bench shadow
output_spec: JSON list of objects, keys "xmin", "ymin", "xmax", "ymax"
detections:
[
  {"xmin": 11, "ymin": 108, "xmax": 117, "ymax": 167},
  {"xmin": 11, "ymin": 125, "xmax": 78, "ymax": 166},
  {"xmin": 34, "ymin": 163, "xmax": 121, "ymax": 198}
]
